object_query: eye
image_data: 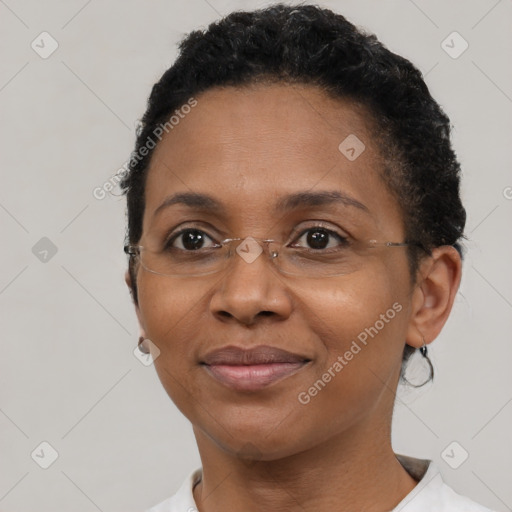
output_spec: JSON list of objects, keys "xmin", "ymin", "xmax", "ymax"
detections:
[
  {"xmin": 164, "ymin": 228, "xmax": 218, "ymax": 251},
  {"xmin": 290, "ymin": 227, "xmax": 349, "ymax": 251}
]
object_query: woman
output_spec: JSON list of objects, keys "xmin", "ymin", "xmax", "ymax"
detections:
[{"xmin": 121, "ymin": 4, "xmax": 494, "ymax": 511}]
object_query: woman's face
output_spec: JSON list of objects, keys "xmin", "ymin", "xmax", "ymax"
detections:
[{"xmin": 131, "ymin": 83, "xmax": 418, "ymax": 460}]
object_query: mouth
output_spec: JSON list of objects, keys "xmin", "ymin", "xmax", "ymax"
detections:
[{"xmin": 201, "ymin": 345, "xmax": 311, "ymax": 392}]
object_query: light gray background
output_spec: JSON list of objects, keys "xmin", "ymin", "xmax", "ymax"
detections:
[{"xmin": 1, "ymin": 0, "xmax": 511, "ymax": 511}]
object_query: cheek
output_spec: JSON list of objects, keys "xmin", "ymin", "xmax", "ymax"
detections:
[
  {"xmin": 297, "ymin": 268, "xmax": 409, "ymax": 394},
  {"xmin": 136, "ymin": 274, "xmax": 210, "ymax": 362},
  {"xmin": 304, "ymin": 268, "xmax": 406, "ymax": 343},
  {"xmin": 137, "ymin": 274, "xmax": 214, "ymax": 415}
]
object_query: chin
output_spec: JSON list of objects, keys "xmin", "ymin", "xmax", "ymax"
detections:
[{"xmin": 196, "ymin": 414, "xmax": 313, "ymax": 461}]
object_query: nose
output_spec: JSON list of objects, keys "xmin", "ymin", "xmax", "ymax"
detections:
[{"xmin": 209, "ymin": 243, "xmax": 293, "ymax": 326}]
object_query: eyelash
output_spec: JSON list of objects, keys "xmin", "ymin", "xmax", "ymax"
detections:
[
  {"xmin": 163, "ymin": 223, "xmax": 350, "ymax": 251},
  {"xmin": 291, "ymin": 227, "xmax": 350, "ymax": 251}
]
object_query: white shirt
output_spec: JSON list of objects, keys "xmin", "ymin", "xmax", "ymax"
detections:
[{"xmin": 145, "ymin": 453, "xmax": 495, "ymax": 512}]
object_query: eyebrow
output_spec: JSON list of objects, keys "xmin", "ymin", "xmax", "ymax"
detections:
[
  {"xmin": 153, "ymin": 190, "xmax": 369, "ymax": 218},
  {"xmin": 275, "ymin": 190, "xmax": 369, "ymax": 213},
  {"xmin": 153, "ymin": 192, "xmax": 227, "ymax": 218}
]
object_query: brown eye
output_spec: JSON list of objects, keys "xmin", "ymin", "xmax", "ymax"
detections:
[
  {"xmin": 165, "ymin": 229, "xmax": 216, "ymax": 251},
  {"xmin": 292, "ymin": 228, "xmax": 349, "ymax": 251}
]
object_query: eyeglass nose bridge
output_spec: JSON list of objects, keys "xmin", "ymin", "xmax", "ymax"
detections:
[{"xmin": 223, "ymin": 237, "xmax": 281, "ymax": 265}]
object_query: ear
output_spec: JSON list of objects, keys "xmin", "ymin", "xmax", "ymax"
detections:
[
  {"xmin": 406, "ymin": 246, "xmax": 462, "ymax": 348},
  {"xmin": 124, "ymin": 269, "xmax": 147, "ymax": 339}
]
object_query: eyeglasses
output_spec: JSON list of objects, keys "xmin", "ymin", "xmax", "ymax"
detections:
[{"xmin": 124, "ymin": 231, "xmax": 423, "ymax": 278}]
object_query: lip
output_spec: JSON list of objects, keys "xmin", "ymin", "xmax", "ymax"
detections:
[{"xmin": 201, "ymin": 345, "xmax": 311, "ymax": 392}]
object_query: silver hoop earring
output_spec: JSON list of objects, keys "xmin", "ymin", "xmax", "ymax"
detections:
[
  {"xmin": 138, "ymin": 336, "xmax": 150, "ymax": 354},
  {"xmin": 402, "ymin": 338, "xmax": 434, "ymax": 388}
]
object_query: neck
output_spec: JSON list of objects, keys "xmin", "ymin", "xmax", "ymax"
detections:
[{"xmin": 192, "ymin": 419, "xmax": 418, "ymax": 512}]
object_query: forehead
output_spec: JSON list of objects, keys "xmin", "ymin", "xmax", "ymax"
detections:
[
  {"xmin": 143, "ymin": 83, "xmax": 403, "ymax": 236},
  {"xmin": 150, "ymin": 83, "xmax": 374, "ymax": 171}
]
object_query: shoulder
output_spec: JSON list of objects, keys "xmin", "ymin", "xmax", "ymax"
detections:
[
  {"xmin": 394, "ymin": 454, "xmax": 495, "ymax": 512},
  {"xmin": 144, "ymin": 468, "xmax": 201, "ymax": 512}
]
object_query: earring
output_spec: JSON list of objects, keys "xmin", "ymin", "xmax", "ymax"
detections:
[
  {"xmin": 138, "ymin": 336, "xmax": 150, "ymax": 354},
  {"xmin": 417, "ymin": 337, "xmax": 434, "ymax": 386},
  {"xmin": 401, "ymin": 338, "xmax": 434, "ymax": 388},
  {"xmin": 419, "ymin": 339, "xmax": 428, "ymax": 358}
]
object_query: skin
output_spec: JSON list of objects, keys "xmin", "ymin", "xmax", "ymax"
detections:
[{"xmin": 125, "ymin": 83, "xmax": 462, "ymax": 512}]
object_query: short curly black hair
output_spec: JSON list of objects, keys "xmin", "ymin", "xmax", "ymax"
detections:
[{"xmin": 120, "ymin": 3, "xmax": 466, "ymax": 385}]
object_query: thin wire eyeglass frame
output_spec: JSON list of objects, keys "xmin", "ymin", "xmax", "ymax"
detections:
[{"xmin": 124, "ymin": 236, "xmax": 424, "ymax": 278}]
